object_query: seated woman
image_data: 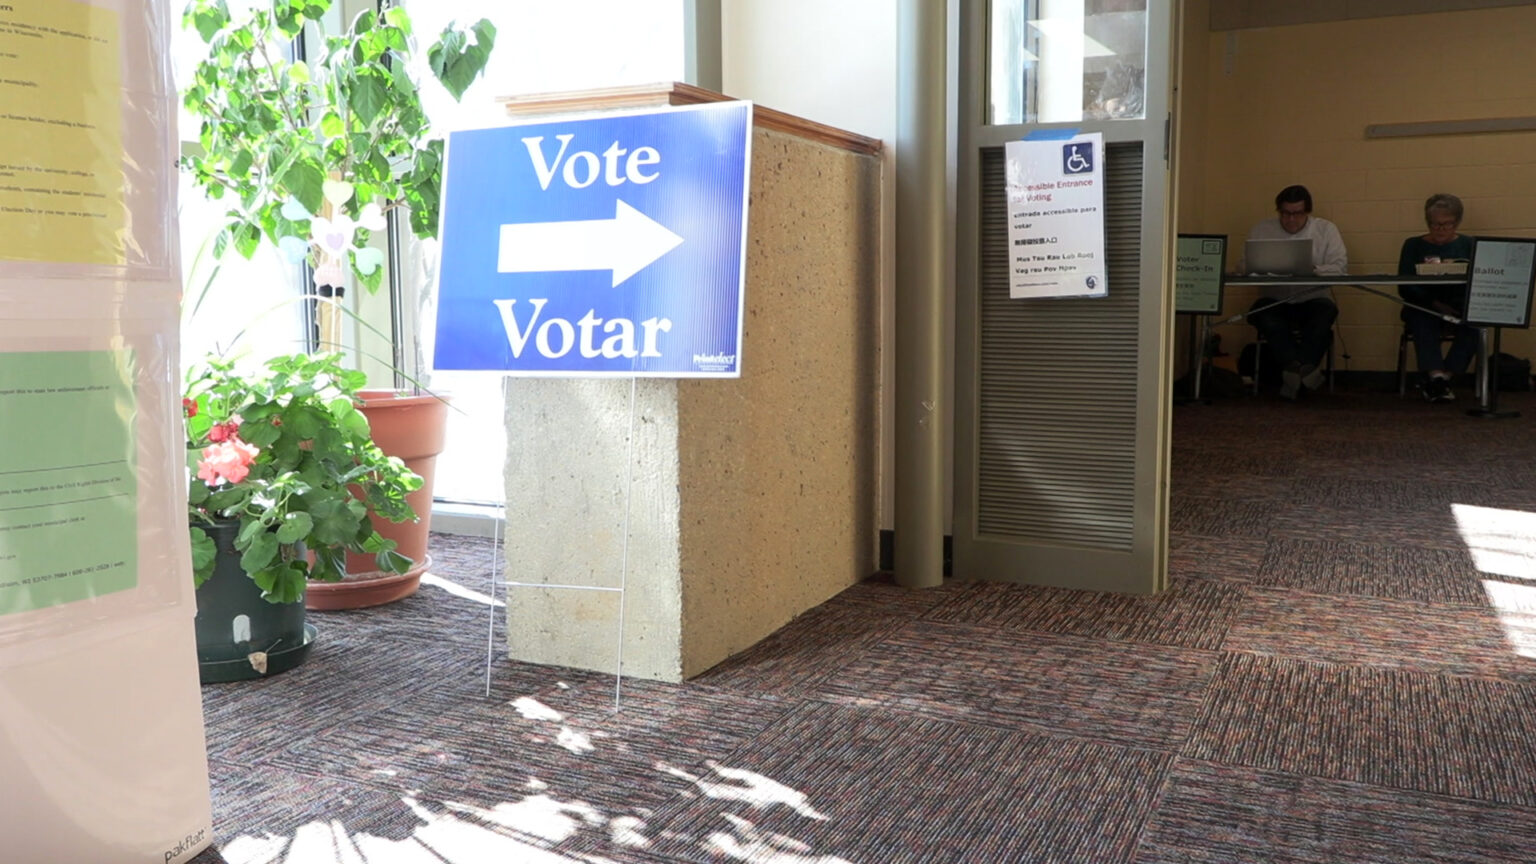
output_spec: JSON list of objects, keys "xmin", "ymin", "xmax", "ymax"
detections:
[{"xmin": 1398, "ymin": 193, "xmax": 1477, "ymax": 402}]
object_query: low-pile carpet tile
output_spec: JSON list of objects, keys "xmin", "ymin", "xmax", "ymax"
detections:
[{"xmin": 189, "ymin": 392, "xmax": 1536, "ymax": 863}]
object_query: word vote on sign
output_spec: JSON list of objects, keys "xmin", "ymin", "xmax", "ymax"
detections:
[{"xmin": 434, "ymin": 101, "xmax": 753, "ymax": 377}]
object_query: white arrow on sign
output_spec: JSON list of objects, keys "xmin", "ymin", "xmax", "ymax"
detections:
[{"xmin": 497, "ymin": 199, "xmax": 684, "ymax": 287}]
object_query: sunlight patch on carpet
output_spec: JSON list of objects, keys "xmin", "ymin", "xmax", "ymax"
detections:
[
  {"xmin": 420, "ymin": 572, "xmax": 505, "ymax": 607},
  {"xmin": 1452, "ymin": 504, "xmax": 1536, "ymax": 581},
  {"xmin": 706, "ymin": 813, "xmax": 854, "ymax": 864},
  {"xmin": 1482, "ymin": 579, "xmax": 1536, "ymax": 660},
  {"xmin": 1452, "ymin": 504, "xmax": 1536, "ymax": 660},
  {"xmin": 662, "ymin": 760, "xmax": 829, "ymax": 820},
  {"xmin": 225, "ymin": 800, "xmax": 598, "ymax": 864}
]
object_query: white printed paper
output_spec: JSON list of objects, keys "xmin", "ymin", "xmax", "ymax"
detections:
[{"xmin": 1004, "ymin": 132, "xmax": 1107, "ymax": 299}]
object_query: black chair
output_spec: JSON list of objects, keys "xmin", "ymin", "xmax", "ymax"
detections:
[
  {"xmin": 1396, "ymin": 322, "xmax": 1481, "ymax": 399},
  {"xmin": 1252, "ymin": 333, "xmax": 1334, "ymax": 395}
]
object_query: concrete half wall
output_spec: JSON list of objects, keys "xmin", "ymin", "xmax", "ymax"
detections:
[
  {"xmin": 500, "ymin": 85, "xmax": 883, "ymax": 681},
  {"xmin": 676, "ymin": 125, "xmax": 881, "ymax": 677}
]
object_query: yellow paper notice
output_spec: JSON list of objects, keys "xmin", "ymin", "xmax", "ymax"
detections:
[{"xmin": 0, "ymin": 1, "xmax": 124, "ymax": 266}]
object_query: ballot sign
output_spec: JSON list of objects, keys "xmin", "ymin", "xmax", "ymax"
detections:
[{"xmin": 1464, "ymin": 237, "xmax": 1536, "ymax": 328}]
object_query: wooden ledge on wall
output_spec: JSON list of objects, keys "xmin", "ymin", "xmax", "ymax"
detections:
[
  {"xmin": 498, "ymin": 81, "xmax": 883, "ymax": 157},
  {"xmin": 1365, "ymin": 116, "xmax": 1536, "ymax": 139}
]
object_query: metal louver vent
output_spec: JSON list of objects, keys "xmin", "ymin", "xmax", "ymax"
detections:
[{"xmin": 975, "ymin": 142, "xmax": 1144, "ymax": 550}]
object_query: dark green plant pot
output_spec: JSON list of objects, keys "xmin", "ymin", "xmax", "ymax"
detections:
[{"xmin": 193, "ymin": 520, "xmax": 316, "ymax": 684}]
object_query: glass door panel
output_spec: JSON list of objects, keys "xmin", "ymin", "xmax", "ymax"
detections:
[{"xmin": 988, "ymin": 0, "xmax": 1148, "ymax": 125}]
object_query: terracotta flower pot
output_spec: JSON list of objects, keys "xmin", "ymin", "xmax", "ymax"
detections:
[{"xmin": 304, "ymin": 389, "xmax": 449, "ymax": 610}]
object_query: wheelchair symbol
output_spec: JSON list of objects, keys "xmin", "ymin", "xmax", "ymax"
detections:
[{"xmin": 1063, "ymin": 142, "xmax": 1093, "ymax": 174}]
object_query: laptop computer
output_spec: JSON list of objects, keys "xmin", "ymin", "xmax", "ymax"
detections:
[{"xmin": 1245, "ymin": 237, "xmax": 1314, "ymax": 275}]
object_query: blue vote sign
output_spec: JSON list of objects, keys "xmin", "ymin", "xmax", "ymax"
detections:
[{"xmin": 433, "ymin": 101, "xmax": 752, "ymax": 377}]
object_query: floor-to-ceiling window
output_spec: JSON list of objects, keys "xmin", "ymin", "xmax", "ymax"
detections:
[
  {"xmin": 172, "ymin": 0, "xmax": 307, "ymax": 364},
  {"xmin": 174, "ymin": 0, "xmax": 687, "ymax": 508}
]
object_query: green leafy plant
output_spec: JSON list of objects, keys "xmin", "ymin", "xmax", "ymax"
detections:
[
  {"xmin": 179, "ymin": 0, "xmax": 495, "ymax": 293},
  {"xmin": 185, "ymin": 352, "xmax": 424, "ymax": 603}
]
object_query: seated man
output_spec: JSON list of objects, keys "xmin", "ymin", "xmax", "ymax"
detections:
[
  {"xmin": 1246, "ymin": 184, "xmax": 1348, "ymax": 400},
  {"xmin": 1398, "ymin": 193, "xmax": 1476, "ymax": 403}
]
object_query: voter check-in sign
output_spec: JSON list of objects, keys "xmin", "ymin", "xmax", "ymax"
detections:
[{"xmin": 434, "ymin": 101, "xmax": 752, "ymax": 376}]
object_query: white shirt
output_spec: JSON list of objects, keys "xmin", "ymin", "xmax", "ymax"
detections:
[{"xmin": 1247, "ymin": 215, "xmax": 1349, "ymax": 277}]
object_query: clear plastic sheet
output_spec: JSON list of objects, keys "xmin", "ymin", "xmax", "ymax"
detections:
[
  {"xmin": 0, "ymin": 285, "xmax": 188, "ymax": 654},
  {"xmin": 0, "ymin": 0, "xmax": 185, "ymax": 650},
  {"xmin": 0, "ymin": 2, "xmax": 213, "ymax": 862}
]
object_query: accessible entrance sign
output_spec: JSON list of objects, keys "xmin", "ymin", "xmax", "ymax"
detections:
[
  {"xmin": 434, "ymin": 101, "xmax": 752, "ymax": 377},
  {"xmin": 1003, "ymin": 131, "xmax": 1107, "ymax": 299}
]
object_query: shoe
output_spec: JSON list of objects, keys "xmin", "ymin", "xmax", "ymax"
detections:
[
  {"xmin": 1279, "ymin": 362, "xmax": 1302, "ymax": 401},
  {"xmin": 1422, "ymin": 376, "xmax": 1454, "ymax": 403},
  {"xmin": 1300, "ymin": 363, "xmax": 1325, "ymax": 391}
]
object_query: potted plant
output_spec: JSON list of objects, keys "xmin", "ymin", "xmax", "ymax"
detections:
[
  {"xmin": 185, "ymin": 352, "xmax": 422, "ymax": 682},
  {"xmin": 180, "ymin": 0, "xmax": 496, "ymax": 606}
]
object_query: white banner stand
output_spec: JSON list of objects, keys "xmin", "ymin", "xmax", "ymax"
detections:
[{"xmin": 501, "ymin": 377, "xmax": 639, "ymax": 711}]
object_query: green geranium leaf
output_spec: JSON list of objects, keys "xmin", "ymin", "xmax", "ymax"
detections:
[
  {"xmin": 241, "ymin": 531, "xmax": 279, "ymax": 574},
  {"xmin": 337, "ymin": 367, "xmax": 368, "ymax": 391},
  {"xmin": 327, "ymin": 395, "xmax": 359, "ymax": 420},
  {"xmin": 310, "ymin": 547, "xmax": 345, "ymax": 582},
  {"xmin": 271, "ymin": 565, "xmax": 308, "ymax": 604},
  {"xmin": 237, "ymin": 517, "xmax": 267, "ymax": 548},
  {"xmin": 239, "ymin": 416, "xmax": 282, "ymax": 448},
  {"xmin": 249, "ymin": 565, "xmax": 279, "ymax": 597},
  {"xmin": 206, "ymin": 486, "xmax": 247, "ymax": 513},
  {"xmin": 341, "ymin": 406, "xmax": 372, "ymax": 440},
  {"xmin": 285, "ymin": 403, "xmax": 325, "ymax": 438},
  {"xmin": 377, "ymin": 548, "xmax": 412, "ymax": 574},
  {"xmin": 252, "ymin": 562, "xmax": 306, "ymax": 604},
  {"xmin": 189, "ymin": 527, "xmax": 217, "ymax": 588},
  {"xmin": 304, "ymin": 496, "xmax": 354, "ymax": 547},
  {"xmin": 276, "ymin": 512, "xmax": 313, "ymax": 544}
]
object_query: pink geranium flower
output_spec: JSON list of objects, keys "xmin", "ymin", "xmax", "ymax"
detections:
[
  {"xmin": 197, "ymin": 436, "xmax": 259, "ymax": 486},
  {"xmin": 206, "ymin": 419, "xmax": 241, "ymax": 443}
]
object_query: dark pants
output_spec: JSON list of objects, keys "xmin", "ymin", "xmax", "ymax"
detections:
[
  {"xmin": 1402, "ymin": 308, "xmax": 1478, "ymax": 378},
  {"xmin": 1249, "ymin": 296, "xmax": 1337, "ymax": 371}
]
